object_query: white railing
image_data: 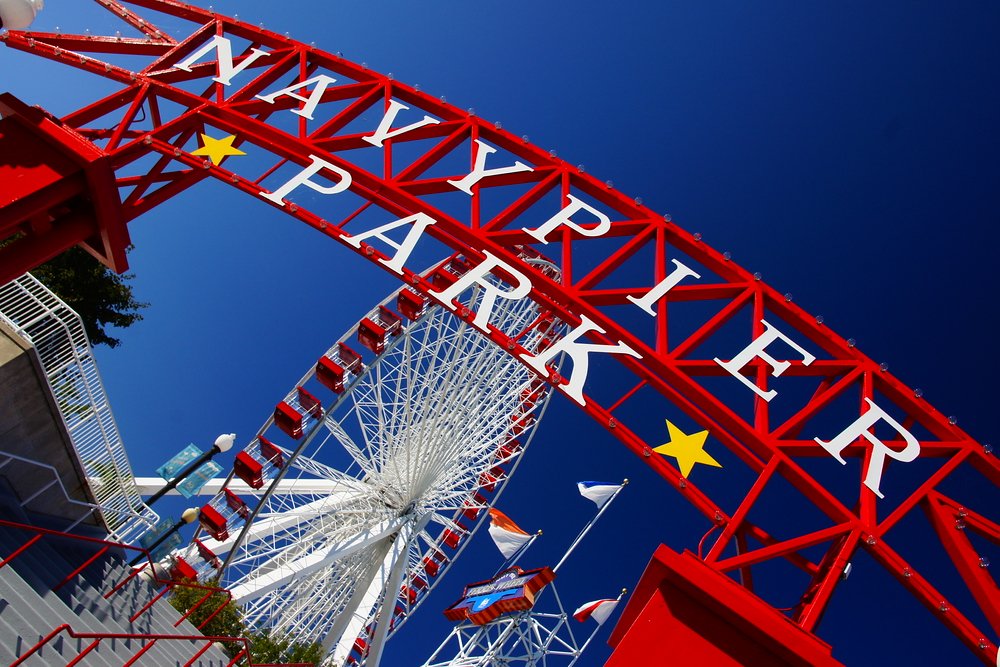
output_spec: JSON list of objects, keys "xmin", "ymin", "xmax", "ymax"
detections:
[{"xmin": 0, "ymin": 273, "xmax": 157, "ymax": 543}]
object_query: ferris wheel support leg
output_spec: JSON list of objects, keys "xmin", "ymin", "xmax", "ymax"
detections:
[
  {"xmin": 328, "ymin": 520, "xmax": 418, "ymax": 666},
  {"xmin": 321, "ymin": 552, "xmax": 393, "ymax": 662},
  {"xmin": 0, "ymin": 94, "xmax": 129, "ymax": 283},
  {"xmin": 362, "ymin": 523, "xmax": 416, "ymax": 667}
]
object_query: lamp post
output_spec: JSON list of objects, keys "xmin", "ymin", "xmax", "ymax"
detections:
[
  {"xmin": 146, "ymin": 433, "xmax": 236, "ymax": 506},
  {"xmin": 0, "ymin": 0, "xmax": 44, "ymax": 30},
  {"xmin": 130, "ymin": 506, "xmax": 199, "ymax": 566}
]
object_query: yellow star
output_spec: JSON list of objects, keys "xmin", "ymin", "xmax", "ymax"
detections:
[
  {"xmin": 191, "ymin": 133, "xmax": 246, "ymax": 165},
  {"xmin": 653, "ymin": 420, "xmax": 722, "ymax": 478}
]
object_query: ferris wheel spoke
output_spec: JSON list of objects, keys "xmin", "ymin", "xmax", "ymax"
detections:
[
  {"xmin": 231, "ymin": 515, "xmax": 406, "ymax": 604},
  {"xmin": 198, "ymin": 489, "xmax": 366, "ymax": 557}
]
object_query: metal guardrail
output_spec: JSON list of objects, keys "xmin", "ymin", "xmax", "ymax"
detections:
[
  {"xmin": 0, "ymin": 518, "xmax": 313, "ymax": 667},
  {"xmin": 0, "ymin": 273, "xmax": 157, "ymax": 542}
]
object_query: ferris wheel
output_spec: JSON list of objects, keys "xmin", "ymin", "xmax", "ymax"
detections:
[
  {"xmin": 0, "ymin": 1, "xmax": 997, "ymax": 665},
  {"xmin": 175, "ymin": 253, "xmax": 561, "ymax": 665}
]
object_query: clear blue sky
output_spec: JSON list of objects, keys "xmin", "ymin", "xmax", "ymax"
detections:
[{"xmin": 3, "ymin": 2, "xmax": 998, "ymax": 665}]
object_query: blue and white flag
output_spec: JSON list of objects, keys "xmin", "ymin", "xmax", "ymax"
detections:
[{"xmin": 577, "ymin": 481, "xmax": 622, "ymax": 509}]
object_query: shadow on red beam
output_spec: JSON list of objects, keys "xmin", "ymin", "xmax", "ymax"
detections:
[
  {"xmin": 0, "ymin": 93, "xmax": 128, "ymax": 283},
  {"xmin": 607, "ymin": 545, "xmax": 842, "ymax": 667}
]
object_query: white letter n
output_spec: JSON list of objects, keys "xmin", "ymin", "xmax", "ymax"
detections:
[{"xmin": 175, "ymin": 35, "xmax": 270, "ymax": 86}]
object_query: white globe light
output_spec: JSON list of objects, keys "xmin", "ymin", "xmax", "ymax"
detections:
[
  {"xmin": 0, "ymin": 0, "xmax": 43, "ymax": 31},
  {"xmin": 214, "ymin": 432, "xmax": 236, "ymax": 452}
]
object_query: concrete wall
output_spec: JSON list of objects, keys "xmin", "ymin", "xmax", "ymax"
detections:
[{"xmin": 0, "ymin": 320, "xmax": 98, "ymax": 525}]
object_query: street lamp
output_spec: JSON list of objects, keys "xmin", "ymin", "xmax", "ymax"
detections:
[
  {"xmin": 0, "ymin": 0, "xmax": 44, "ymax": 31},
  {"xmin": 145, "ymin": 433, "xmax": 236, "ymax": 506}
]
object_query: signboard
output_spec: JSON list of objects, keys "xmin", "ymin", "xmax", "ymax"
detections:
[
  {"xmin": 155, "ymin": 443, "xmax": 202, "ymax": 480},
  {"xmin": 138, "ymin": 516, "xmax": 182, "ymax": 561},
  {"xmin": 175, "ymin": 460, "xmax": 222, "ymax": 498},
  {"xmin": 444, "ymin": 566, "xmax": 555, "ymax": 626}
]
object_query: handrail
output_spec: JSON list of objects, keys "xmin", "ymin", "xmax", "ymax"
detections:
[
  {"xmin": 10, "ymin": 624, "xmax": 316, "ymax": 667},
  {"xmin": 0, "ymin": 518, "xmax": 318, "ymax": 664},
  {"xmin": 0, "ymin": 450, "xmax": 145, "ymax": 533},
  {"xmin": 0, "ymin": 273, "xmax": 158, "ymax": 543},
  {"xmin": 0, "ymin": 518, "xmax": 229, "ymax": 630}
]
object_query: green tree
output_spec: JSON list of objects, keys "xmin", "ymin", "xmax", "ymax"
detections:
[
  {"xmin": 168, "ymin": 578, "xmax": 245, "ymax": 655},
  {"xmin": 248, "ymin": 627, "xmax": 325, "ymax": 665},
  {"xmin": 168, "ymin": 580, "xmax": 323, "ymax": 664},
  {"xmin": 31, "ymin": 246, "xmax": 147, "ymax": 348}
]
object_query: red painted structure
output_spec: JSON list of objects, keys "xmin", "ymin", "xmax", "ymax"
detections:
[
  {"xmin": 0, "ymin": 518, "xmax": 306, "ymax": 666},
  {"xmin": 608, "ymin": 546, "xmax": 841, "ymax": 666},
  {"xmin": 0, "ymin": 1, "xmax": 996, "ymax": 663},
  {"xmin": 0, "ymin": 92, "xmax": 129, "ymax": 284}
]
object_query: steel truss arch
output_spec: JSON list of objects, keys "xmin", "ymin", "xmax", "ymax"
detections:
[{"xmin": 1, "ymin": 1, "xmax": 997, "ymax": 663}]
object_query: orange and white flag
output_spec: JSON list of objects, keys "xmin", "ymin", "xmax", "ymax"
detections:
[
  {"xmin": 487, "ymin": 508, "xmax": 531, "ymax": 558},
  {"xmin": 573, "ymin": 598, "xmax": 620, "ymax": 625}
]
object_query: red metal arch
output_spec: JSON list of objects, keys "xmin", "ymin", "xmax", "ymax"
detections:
[{"xmin": 1, "ymin": 1, "xmax": 996, "ymax": 663}]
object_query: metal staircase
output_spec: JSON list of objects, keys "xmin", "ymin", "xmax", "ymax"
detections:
[{"xmin": 0, "ymin": 501, "xmax": 234, "ymax": 666}]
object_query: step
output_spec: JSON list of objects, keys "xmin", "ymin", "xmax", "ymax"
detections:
[
  {"xmin": 1, "ymin": 529, "xmax": 229, "ymax": 666},
  {"xmin": 0, "ymin": 566, "xmax": 118, "ymax": 667}
]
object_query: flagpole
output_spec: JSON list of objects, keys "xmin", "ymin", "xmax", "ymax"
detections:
[
  {"xmin": 553, "ymin": 479, "xmax": 628, "ymax": 574},
  {"xmin": 565, "ymin": 588, "xmax": 628, "ymax": 667}
]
